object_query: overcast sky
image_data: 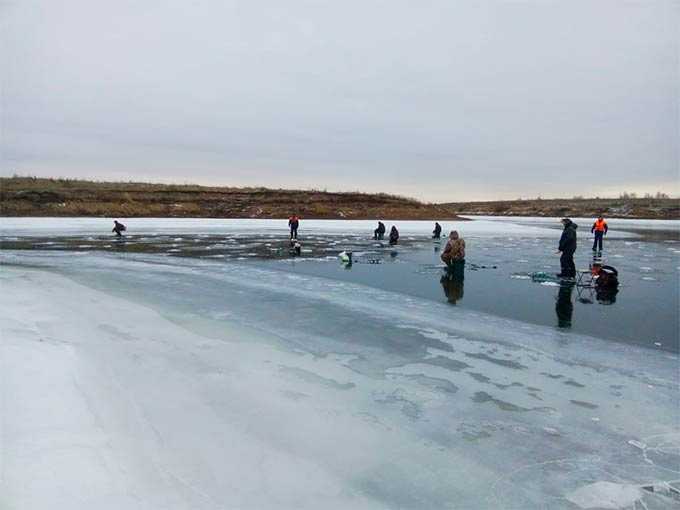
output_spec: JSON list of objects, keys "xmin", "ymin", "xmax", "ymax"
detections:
[{"xmin": 1, "ymin": 1, "xmax": 678, "ymax": 201}]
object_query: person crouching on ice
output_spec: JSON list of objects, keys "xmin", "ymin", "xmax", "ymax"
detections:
[
  {"xmin": 441, "ymin": 231, "xmax": 465, "ymax": 267},
  {"xmin": 389, "ymin": 226, "xmax": 399, "ymax": 245},
  {"xmin": 112, "ymin": 220, "xmax": 127, "ymax": 237}
]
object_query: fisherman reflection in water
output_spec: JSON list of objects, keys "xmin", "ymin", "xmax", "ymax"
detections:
[
  {"xmin": 441, "ymin": 266, "xmax": 465, "ymax": 305},
  {"xmin": 555, "ymin": 284, "xmax": 575, "ymax": 328}
]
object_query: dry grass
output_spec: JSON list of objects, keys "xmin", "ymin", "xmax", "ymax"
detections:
[
  {"xmin": 0, "ymin": 176, "xmax": 460, "ymax": 220},
  {"xmin": 443, "ymin": 197, "xmax": 680, "ymax": 220}
]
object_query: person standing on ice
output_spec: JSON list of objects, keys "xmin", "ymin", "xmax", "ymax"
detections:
[
  {"xmin": 556, "ymin": 218, "xmax": 578, "ymax": 279},
  {"xmin": 389, "ymin": 225, "xmax": 399, "ymax": 245},
  {"xmin": 112, "ymin": 220, "xmax": 126, "ymax": 237},
  {"xmin": 374, "ymin": 221, "xmax": 386, "ymax": 240},
  {"xmin": 432, "ymin": 222, "xmax": 442, "ymax": 239},
  {"xmin": 591, "ymin": 215, "xmax": 608, "ymax": 253},
  {"xmin": 288, "ymin": 214, "xmax": 300, "ymax": 239},
  {"xmin": 441, "ymin": 230, "xmax": 465, "ymax": 267}
]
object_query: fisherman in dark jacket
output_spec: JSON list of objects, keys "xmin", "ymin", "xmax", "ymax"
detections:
[
  {"xmin": 389, "ymin": 226, "xmax": 399, "ymax": 245},
  {"xmin": 556, "ymin": 218, "xmax": 577, "ymax": 278},
  {"xmin": 374, "ymin": 221, "xmax": 386, "ymax": 240},
  {"xmin": 432, "ymin": 222, "xmax": 442, "ymax": 239},
  {"xmin": 112, "ymin": 220, "xmax": 127, "ymax": 237}
]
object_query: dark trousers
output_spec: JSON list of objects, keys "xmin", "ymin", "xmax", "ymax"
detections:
[
  {"xmin": 592, "ymin": 231, "xmax": 604, "ymax": 251},
  {"xmin": 374, "ymin": 229, "xmax": 384, "ymax": 240},
  {"xmin": 560, "ymin": 250, "xmax": 576, "ymax": 277},
  {"xmin": 290, "ymin": 226, "xmax": 298, "ymax": 239}
]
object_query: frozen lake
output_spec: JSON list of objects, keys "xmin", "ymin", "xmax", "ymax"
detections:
[{"xmin": 1, "ymin": 217, "xmax": 679, "ymax": 509}]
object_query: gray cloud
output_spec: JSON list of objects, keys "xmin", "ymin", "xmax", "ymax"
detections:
[{"xmin": 2, "ymin": 0, "xmax": 678, "ymax": 201}]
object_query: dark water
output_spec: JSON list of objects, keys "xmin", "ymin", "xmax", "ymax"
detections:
[
  {"xmin": 268, "ymin": 233, "xmax": 680, "ymax": 353},
  {"xmin": 2, "ymin": 224, "xmax": 678, "ymax": 352}
]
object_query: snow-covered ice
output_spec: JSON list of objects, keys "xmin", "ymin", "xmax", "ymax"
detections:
[
  {"xmin": 461, "ymin": 215, "xmax": 680, "ymax": 232},
  {"xmin": 1, "ymin": 218, "xmax": 679, "ymax": 509},
  {"xmin": 0, "ymin": 216, "xmax": 558, "ymax": 237}
]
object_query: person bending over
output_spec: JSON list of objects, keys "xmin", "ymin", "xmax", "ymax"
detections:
[{"xmin": 112, "ymin": 220, "xmax": 127, "ymax": 237}]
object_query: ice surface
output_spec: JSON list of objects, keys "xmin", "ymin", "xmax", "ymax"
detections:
[
  {"xmin": 461, "ymin": 215, "xmax": 680, "ymax": 232},
  {"xmin": 565, "ymin": 482, "xmax": 642, "ymax": 509},
  {"xmin": 1, "ymin": 245, "xmax": 679, "ymax": 509},
  {"xmin": 0, "ymin": 216, "xmax": 558, "ymax": 237}
]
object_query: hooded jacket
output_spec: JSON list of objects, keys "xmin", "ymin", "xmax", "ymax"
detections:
[
  {"xmin": 441, "ymin": 231, "xmax": 465, "ymax": 262},
  {"xmin": 558, "ymin": 220, "xmax": 578, "ymax": 253}
]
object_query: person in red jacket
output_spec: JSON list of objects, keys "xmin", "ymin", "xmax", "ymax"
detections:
[{"xmin": 591, "ymin": 215, "xmax": 608, "ymax": 253}]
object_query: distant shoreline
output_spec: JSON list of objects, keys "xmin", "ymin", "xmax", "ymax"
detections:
[
  {"xmin": 444, "ymin": 198, "xmax": 679, "ymax": 221},
  {"xmin": 1, "ymin": 177, "xmax": 678, "ymax": 220},
  {"xmin": 0, "ymin": 177, "xmax": 463, "ymax": 221}
]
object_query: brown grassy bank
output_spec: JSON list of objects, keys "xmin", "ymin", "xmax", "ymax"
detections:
[
  {"xmin": 0, "ymin": 177, "xmax": 462, "ymax": 220},
  {"xmin": 444, "ymin": 197, "xmax": 679, "ymax": 220}
]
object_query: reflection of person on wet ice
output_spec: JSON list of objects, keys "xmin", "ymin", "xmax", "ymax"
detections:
[
  {"xmin": 441, "ymin": 266, "xmax": 464, "ymax": 305},
  {"xmin": 555, "ymin": 283, "xmax": 574, "ymax": 328},
  {"xmin": 112, "ymin": 220, "xmax": 126, "ymax": 237}
]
